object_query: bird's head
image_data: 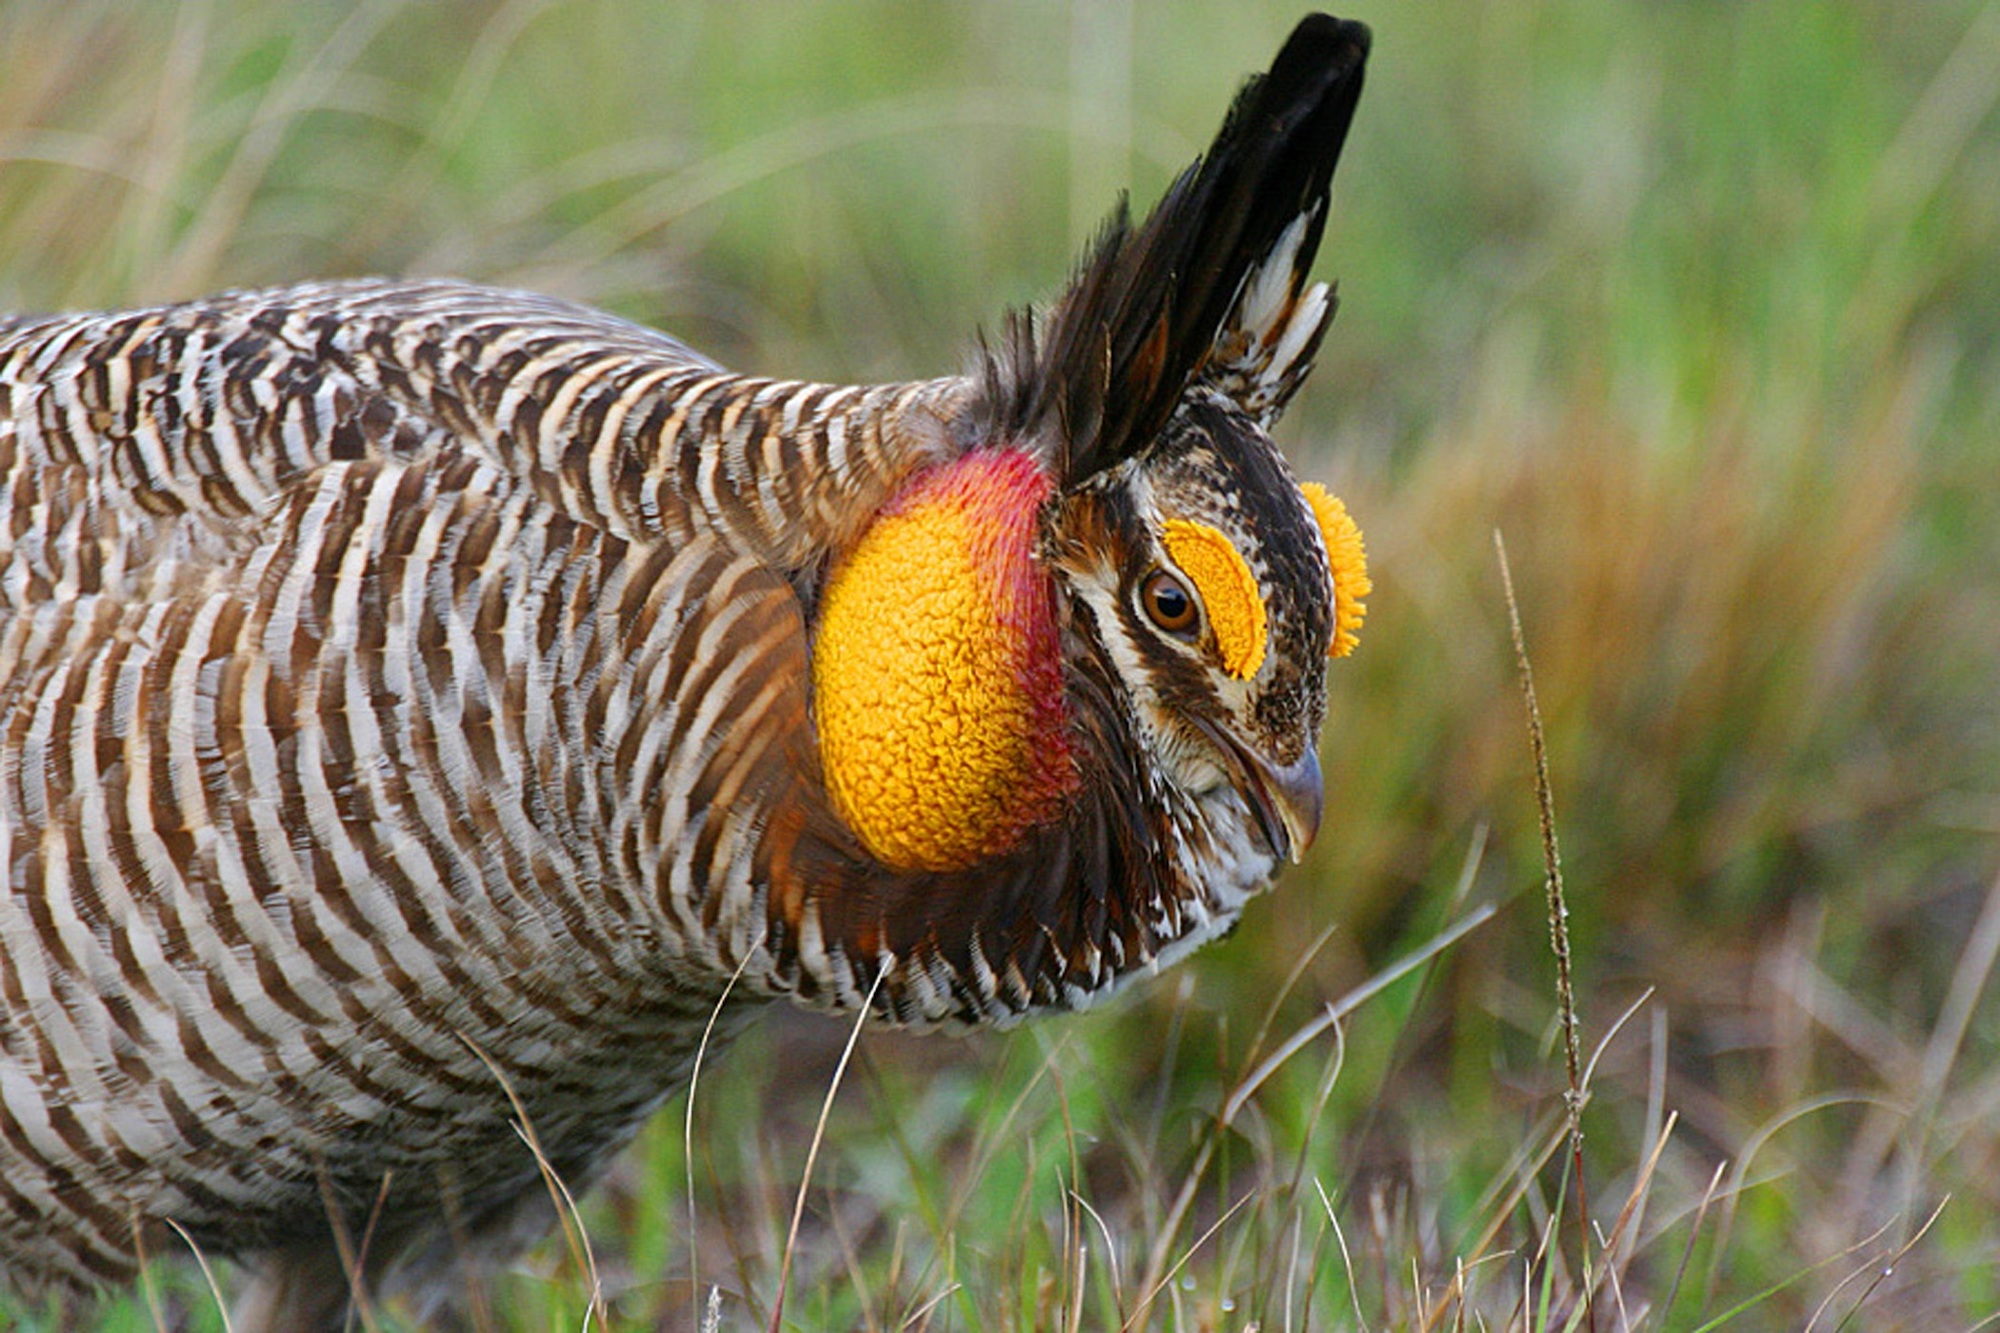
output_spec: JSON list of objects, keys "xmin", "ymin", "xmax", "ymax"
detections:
[
  {"xmin": 1000, "ymin": 11, "xmax": 1371, "ymax": 874},
  {"xmin": 1041, "ymin": 391, "xmax": 1355, "ymax": 871},
  {"xmin": 803, "ymin": 15, "xmax": 1370, "ymax": 1014}
]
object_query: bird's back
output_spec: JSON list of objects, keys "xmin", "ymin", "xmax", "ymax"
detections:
[{"xmin": 0, "ymin": 277, "xmax": 945, "ymax": 1312}]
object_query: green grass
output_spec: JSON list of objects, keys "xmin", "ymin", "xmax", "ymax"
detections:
[{"xmin": 4, "ymin": 0, "xmax": 1999, "ymax": 1327}]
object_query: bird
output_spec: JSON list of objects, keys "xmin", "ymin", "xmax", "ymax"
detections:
[{"xmin": 0, "ymin": 13, "xmax": 1371, "ymax": 1329}]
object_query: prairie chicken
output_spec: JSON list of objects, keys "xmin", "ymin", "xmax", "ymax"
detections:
[{"xmin": 0, "ymin": 13, "xmax": 1371, "ymax": 1328}]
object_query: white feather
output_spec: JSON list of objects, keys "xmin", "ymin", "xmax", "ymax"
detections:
[
  {"xmin": 1235, "ymin": 212, "xmax": 1312, "ymax": 345},
  {"xmin": 1267, "ymin": 281, "xmax": 1330, "ymax": 385}
]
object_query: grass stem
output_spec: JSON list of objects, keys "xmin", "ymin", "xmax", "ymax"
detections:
[{"xmin": 1496, "ymin": 529, "xmax": 1593, "ymax": 1333}]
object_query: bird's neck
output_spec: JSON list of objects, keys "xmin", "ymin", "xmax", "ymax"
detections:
[{"xmin": 811, "ymin": 447, "xmax": 1079, "ymax": 871}]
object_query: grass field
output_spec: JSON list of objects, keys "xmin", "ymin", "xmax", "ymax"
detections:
[{"xmin": 4, "ymin": 0, "xmax": 1999, "ymax": 1328}]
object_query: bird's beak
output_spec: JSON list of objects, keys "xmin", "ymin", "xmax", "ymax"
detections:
[
  {"xmin": 1197, "ymin": 720, "xmax": 1325, "ymax": 864},
  {"xmin": 1245, "ymin": 745, "xmax": 1323, "ymax": 864}
]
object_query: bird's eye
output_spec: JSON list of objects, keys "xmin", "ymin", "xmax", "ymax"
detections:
[{"xmin": 1141, "ymin": 570, "xmax": 1199, "ymax": 636}]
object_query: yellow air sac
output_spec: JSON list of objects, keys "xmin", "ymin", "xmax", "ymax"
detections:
[{"xmin": 813, "ymin": 449, "xmax": 1077, "ymax": 872}]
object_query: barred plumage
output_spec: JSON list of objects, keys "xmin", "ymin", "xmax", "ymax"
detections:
[{"xmin": 0, "ymin": 15, "xmax": 1370, "ymax": 1327}]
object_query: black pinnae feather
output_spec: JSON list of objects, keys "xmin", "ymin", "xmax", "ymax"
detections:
[{"xmin": 981, "ymin": 14, "xmax": 1369, "ymax": 479}]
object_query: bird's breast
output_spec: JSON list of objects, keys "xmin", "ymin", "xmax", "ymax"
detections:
[{"xmin": 810, "ymin": 448, "xmax": 1077, "ymax": 872}]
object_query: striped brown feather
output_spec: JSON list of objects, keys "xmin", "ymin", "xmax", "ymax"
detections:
[{"xmin": 0, "ymin": 13, "xmax": 1368, "ymax": 1324}]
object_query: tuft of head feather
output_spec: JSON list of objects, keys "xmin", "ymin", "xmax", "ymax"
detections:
[{"xmin": 978, "ymin": 14, "xmax": 1370, "ymax": 478}]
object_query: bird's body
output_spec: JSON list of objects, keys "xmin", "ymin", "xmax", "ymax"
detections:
[{"xmin": 0, "ymin": 16, "xmax": 1371, "ymax": 1327}]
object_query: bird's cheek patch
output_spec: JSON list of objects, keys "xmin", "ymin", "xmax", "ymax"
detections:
[
  {"xmin": 1161, "ymin": 519, "xmax": 1268, "ymax": 680},
  {"xmin": 1299, "ymin": 482, "xmax": 1370, "ymax": 658}
]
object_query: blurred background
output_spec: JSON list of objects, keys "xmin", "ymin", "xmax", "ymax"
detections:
[{"xmin": 3, "ymin": 1, "xmax": 1997, "ymax": 1327}]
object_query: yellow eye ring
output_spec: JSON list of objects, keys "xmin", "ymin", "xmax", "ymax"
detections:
[{"xmin": 1141, "ymin": 569, "xmax": 1199, "ymax": 636}]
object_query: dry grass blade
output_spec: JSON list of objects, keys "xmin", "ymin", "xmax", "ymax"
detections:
[
  {"xmin": 159, "ymin": 0, "xmax": 407, "ymax": 296},
  {"xmin": 1815, "ymin": 1196, "xmax": 1951, "ymax": 1333},
  {"xmin": 687, "ymin": 931, "xmax": 767, "ymax": 1330},
  {"xmin": 1121, "ymin": 1189, "xmax": 1257, "ymax": 1333},
  {"xmin": 459, "ymin": 1034, "xmax": 607, "ymax": 1329},
  {"xmin": 1070, "ymin": 1189, "xmax": 1121, "ymax": 1332},
  {"xmin": 160, "ymin": 1218, "xmax": 234, "ymax": 1333},
  {"xmin": 1597, "ymin": 1110, "xmax": 1677, "ymax": 1281},
  {"xmin": 131, "ymin": 1211, "xmax": 166, "ymax": 1333},
  {"xmin": 1687, "ymin": 1212, "xmax": 1906, "ymax": 1333},
  {"xmin": 1240, "ymin": 918, "xmax": 1345, "ymax": 1086},
  {"xmin": 917, "ymin": 1030, "xmax": 1078, "ymax": 1250},
  {"xmin": 769, "ymin": 965, "xmax": 887, "ymax": 1332},
  {"xmin": 1313, "ymin": 1176, "xmax": 1370, "ymax": 1332},
  {"xmin": 1227, "ymin": 902, "xmax": 1497, "ymax": 1126},
  {"xmin": 1339, "ymin": 828, "xmax": 1491, "ymax": 1230},
  {"xmin": 312, "ymin": 1163, "xmax": 386, "ymax": 1333},
  {"xmin": 1073, "ymin": 1189, "xmax": 1122, "ymax": 1299},
  {"xmin": 1132, "ymin": 901, "xmax": 1496, "ymax": 1314},
  {"xmin": 901, "ymin": 1281, "xmax": 963, "ymax": 1329},
  {"xmin": 1910, "ymin": 869, "xmax": 2000, "ymax": 1144},
  {"xmin": 1705, "ymin": 1091, "xmax": 1891, "ymax": 1312},
  {"xmin": 1495, "ymin": 528, "xmax": 1593, "ymax": 1331},
  {"xmin": 1439, "ymin": 1119, "xmax": 1564, "ymax": 1321}
]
